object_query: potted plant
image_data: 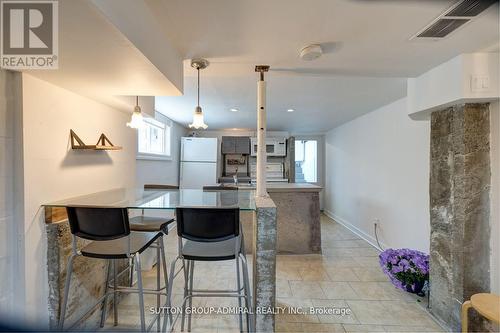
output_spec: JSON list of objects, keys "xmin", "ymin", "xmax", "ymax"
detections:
[{"xmin": 379, "ymin": 248, "xmax": 429, "ymax": 296}]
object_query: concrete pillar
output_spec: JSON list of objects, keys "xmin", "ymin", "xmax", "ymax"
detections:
[
  {"xmin": 429, "ymin": 103, "xmax": 491, "ymax": 332},
  {"xmin": 252, "ymin": 196, "xmax": 277, "ymax": 332}
]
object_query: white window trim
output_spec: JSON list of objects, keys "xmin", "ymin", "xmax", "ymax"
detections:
[{"xmin": 137, "ymin": 113, "xmax": 173, "ymax": 161}]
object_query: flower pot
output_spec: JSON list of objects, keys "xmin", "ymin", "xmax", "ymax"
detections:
[{"xmin": 406, "ymin": 280, "xmax": 425, "ymax": 297}]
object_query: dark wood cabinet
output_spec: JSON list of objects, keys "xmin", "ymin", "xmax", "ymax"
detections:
[
  {"xmin": 221, "ymin": 136, "xmax": 236, "ymax": 154},
  {"xmin": 222, "ymin": 136, "xmax": 250, "ymax": 154}
]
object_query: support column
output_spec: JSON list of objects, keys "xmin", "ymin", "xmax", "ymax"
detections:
[
  {"xmin": 429, "ymin": 103, "xmax": 491, "ymax": 332},
  {"xmin": 255, "ymin": 65, "xmax": 269, "ymax": 197},
  {"xmin": 253, "ymin": 197, "xmax": 277, "ymax": 333}
]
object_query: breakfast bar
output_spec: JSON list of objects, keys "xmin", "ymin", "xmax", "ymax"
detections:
[{"xmin": 43, "ymin": 188, "xmax": 277, "ymax": 331}]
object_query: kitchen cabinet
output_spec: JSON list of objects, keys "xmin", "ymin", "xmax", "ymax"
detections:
[{"xmin": 222, "ymin": 136, "xmax": 250, "ymax": 154}]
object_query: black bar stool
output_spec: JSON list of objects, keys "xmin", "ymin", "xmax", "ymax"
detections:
[
  {"xmin": 58, "ymin": 207, "xmax": 168, "ymax": 331},
  {"xmin": 165, "ymin": 207, "xmax": 253, "ymax": 333},
  {"xmin": 128, "ymin": 184, "xmax": 178, "ymax": 331}
]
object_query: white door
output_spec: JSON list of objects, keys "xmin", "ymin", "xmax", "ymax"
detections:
[
  {"xmin": 181, "ymin": 137, "xmax": 218, "ymax": 162},
  {"xmin": 180, "ymin": 162, "xmax": 217, "ymax": 189}
]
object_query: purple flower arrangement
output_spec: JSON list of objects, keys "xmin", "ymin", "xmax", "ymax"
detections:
[{"xmin": 379, "ymin": 248, "xmax": 429, "ymax": 296}]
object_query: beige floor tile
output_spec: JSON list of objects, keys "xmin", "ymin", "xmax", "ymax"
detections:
[
  {"xmin": 319, "ymin": 282, "xmax": 359, "ymax": 300},
  {"xmin": 276, "ymin": 321, "xmax": 305, "ymax": 333},
  {"xmin": 299, "ymin": 267, "xmax": 331, "ymax": 281},
  {"xmin": 346, "ymin": 300, "xmax": 400, "ymax": 325},
  {"xmin": 289, "ymin": 281, "xmax": 327, "ymax": 299},
  {"xmin": 352, "ymin": 256, "xmax": 381, "ymax": 268},
  {"xmin": 348, "ymin": 282, "xmax": 395, "ymax": 301},
  {"xmin": 276, "ymin": 297, "xmax": 320, "ymax": 323},
  {"xmin": 311, "ymin": 299, "xmax": 359, "ymax": 324},
  {"xmin": 342, "ymin": 324, "xmax": 386, "ymax": 332},
  {"xmin": 383, "ymin": 325, "xmax": 445, "ymax": 332},
  {"xmin": 321, "ymin": 257, "xmax": 361, "ymax": 268},
  {"xmin": 351, "ymin": 267, "xmax": 388, "ymax": 282},
  {"xmin": 277, "ymin": 265, "xmax": 303, "ymax": 280},
  {"xmin": 277, "ymin": 279, "xmax": 293, "ymax": 297},
  {"xmin": 302, "ymin": 322, "xmax": 345, "ymax": 332},
  {"xmin": 325, "ymin": 267, "xmax": 361, "ymax": 282}
]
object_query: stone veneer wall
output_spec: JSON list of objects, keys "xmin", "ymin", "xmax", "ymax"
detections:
[
  {"xmin": 429, "ymin": 103, "xmax": 491, "ymax": 332},
  {"xmin": 46, "ymin": 221, "xmax": 129, "ymax": 330}
]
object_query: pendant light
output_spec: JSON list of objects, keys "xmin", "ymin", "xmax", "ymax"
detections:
[
  {"xmin": 189, "ymin": 58, "xmax": 209, "ymax": 129},
  {"xmin": 127, "ymin": 96, "xmax": 144, "ymax": 129}
]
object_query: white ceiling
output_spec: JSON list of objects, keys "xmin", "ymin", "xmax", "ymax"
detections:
[
  {"xmin": 24, "ymin": 0, "xmax": 183, "ymax": 111},
  {"xmin": 150, "ymin": 0, "xmax": 499, "ymax": 132}
]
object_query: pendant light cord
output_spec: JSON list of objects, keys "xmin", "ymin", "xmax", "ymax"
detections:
[
  {"xmin": 197, "ymin": 67, "xmax": 200, "ymax": 107},
  {"xmin": 136, "ymin": 96, "xmax": 138, "ymax": 107}
]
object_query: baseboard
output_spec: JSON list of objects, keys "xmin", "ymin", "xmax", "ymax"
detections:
[{"xmin": 323, "ymin": 210, "xmax": 387, "ymax": 251}]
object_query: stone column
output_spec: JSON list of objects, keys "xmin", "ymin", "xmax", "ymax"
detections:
[
  {"xmin": 253, "ymin": 196, "xmax": 277, "ymax": 332},
  {"xmin": 429, "ymin": 103, "xmax": 491, "ymax": 332}
]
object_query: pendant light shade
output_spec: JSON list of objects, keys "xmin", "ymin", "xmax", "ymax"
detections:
[
  {"xmin": 189, "ymin": 106, "xmax": 208, "ymax": 129},
  {"xmin": 189, "ymin": 59, "xmax": 209, "ymax": 130},
  {"xmin": 127, "ymin": 96, "xmax": 144, "ymax": 129}
]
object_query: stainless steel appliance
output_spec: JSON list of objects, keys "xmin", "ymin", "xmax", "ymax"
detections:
[{"xmin": 250, "ymin": 137, "xmax": 286, "ymax": 157}]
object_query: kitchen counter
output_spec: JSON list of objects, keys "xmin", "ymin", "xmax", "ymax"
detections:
[
  {"xmin": 236, "ymin": 183, "xmax": 322, "ymax": 192},
  {"xmin": 237, "ymin": 182, "xmax": 323, "ymax": 254}
]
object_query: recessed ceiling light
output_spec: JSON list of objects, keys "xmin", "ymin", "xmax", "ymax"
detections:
[
  {"xmin": 230, "ymin": 108, "xmax": 239, "ymax": 112},
  {"xmin": 287, "ymin": 109, "xmax": 295, "ymax": 112}
]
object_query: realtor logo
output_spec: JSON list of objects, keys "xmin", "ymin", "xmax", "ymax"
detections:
[{"xmin": 1, "ymin": 0, "xmax": 58, "ymax": 69}]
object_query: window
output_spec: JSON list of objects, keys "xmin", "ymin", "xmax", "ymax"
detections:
[
  {"xmin": 295, "ymin": 140, "xmax": 317, "ymax": 183},
  {"xmin": 137, "ymin": 114, "xmax": 172, "ymax": 160}
]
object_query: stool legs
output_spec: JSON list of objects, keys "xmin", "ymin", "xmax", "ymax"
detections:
[
  {"xmin": 99, "ymin": 260, "xmax": 112, "ymax": 327},
  {"xmin": 156, "ymin": 240, "xmax": 161, "ymax": 332},
  {"xmin": 113, "ymin": 260, "xmax": 118, "ymax": 326},
  {"xmin": 462, "ymin": 300, "xmax": 472, "ymax": 333},
  {"xmin": 135, "ymin": 253, "xmax": 146, "ymax": 331},
  {"xmin": 236, "ymin": 255, "xmax": 243, "ymax": 333},
  {"xmin": 188, "ymin": 260, "xmax": 194, "ymax": 332},
  {"xmin": 58, "ymin": 254, "xmax": 76, "ymax": 330}
]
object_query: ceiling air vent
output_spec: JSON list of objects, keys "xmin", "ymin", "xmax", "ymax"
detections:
[
  {"xmin": 416, "ymin": 18, "xmax": 470, "ymax": 38},
  {"xmin": 411, "ymin": 0, "xmax": 497, "ymax": 40},
  {"xmin": 445, "ymin": 0, "xmax": 498, "ymax": 17}
]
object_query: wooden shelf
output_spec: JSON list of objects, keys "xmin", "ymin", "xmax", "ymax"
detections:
[{"xmin": 70, "ymin": 130, "xmax": 122, "ymax": 151}]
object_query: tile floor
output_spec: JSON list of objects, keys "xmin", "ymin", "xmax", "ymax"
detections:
[{"xmin": 103, "ymin": 214, "xmax": 444, "ymax": 333}]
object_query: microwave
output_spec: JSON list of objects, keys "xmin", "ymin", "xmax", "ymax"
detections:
[{"xmin": 250, "ymin": 137, "xmax": 286, "ymax": 157}]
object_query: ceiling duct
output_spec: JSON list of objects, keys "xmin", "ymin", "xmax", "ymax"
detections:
[
  {"xmin": 416, "ymin": 18, "xmax": 470, "ymax": 38},
  {"xmin": 411, "ymin": 0, "xmax": 497, "ymax": 39},
  {"xmin": 445, "ymin": 0, "xmax": 498, "ymax": 17}
]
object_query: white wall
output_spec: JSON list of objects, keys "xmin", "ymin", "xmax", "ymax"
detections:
[
  {"xmin": 136, "ymin": 112, "xmax": 187, "ymax": 187},
  {"xmin": 324, "ymin": 98, "xmax": 430, "ymax": 252},
  {"xmin": 21, "ymin": 74, "xmax": 137, "ymax": 326},
  {"xmin": 408, "ymin": 53, "xmax": 500, "ymax": 119},
  {"xmin": 489, "ymin": 100, "xmax": 500, "ymax": 294},
  {"xmin": 0, "ymin": 70, "xmax": 21, "ymax": 320}
]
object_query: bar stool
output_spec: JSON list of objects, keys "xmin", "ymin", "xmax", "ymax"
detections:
[
  {"xmin": 165, "ymin": 207, "xmax": 253, "ymax": 333},
  {"xmin": 58, "ymin": 207, "xmax": 168, "ymax": 331},
  {"xmin": 129, "ymin": 184, "xmax": 178, "ymax": 331}
]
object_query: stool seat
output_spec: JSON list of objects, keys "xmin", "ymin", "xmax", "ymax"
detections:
[
  {"xmin": 471, "ymin": 293, "xmax": 500, "ymax": 323},
  {"xmin": 129, "ymin": 216, "xmax": 175, "ymax": 232},
  {"xmin": 81, "ymin": 231, "xmax": 161, "ymax": 259},
  {"xmin": 182, "ymin": 238, "xmax": 238, "ymax": 261}
]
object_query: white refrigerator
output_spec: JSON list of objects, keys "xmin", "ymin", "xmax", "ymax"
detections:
[{"xmin": 180, "ymin": 137, "xmax": 218, "ymax": 189}]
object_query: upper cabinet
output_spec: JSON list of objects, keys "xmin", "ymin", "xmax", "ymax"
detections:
[{"xmin": 222, "ymin": 136, "xmax": 250, "ymax": 154}]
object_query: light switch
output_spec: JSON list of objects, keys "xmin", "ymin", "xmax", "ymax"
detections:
[{"xmin": 471, "ymin": 75, "xmax": 490, "ymax": 92}]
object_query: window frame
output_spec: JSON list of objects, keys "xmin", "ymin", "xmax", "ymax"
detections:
[{"xmin": 136, "ymin": 113, "xmax": 172, "ymax": 161}]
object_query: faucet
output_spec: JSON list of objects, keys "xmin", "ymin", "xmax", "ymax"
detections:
[{"xmin": 233, "ymin": 167, "xmax": 239, "ymax": 185}]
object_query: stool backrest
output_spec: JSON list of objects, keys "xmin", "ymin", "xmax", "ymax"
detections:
[
  {"xmin": 66, "ymin": 207, "xmax": 130, "ymax": 241},
  {"xmin": 175, "ymin": 208, "xmax": 239, "ymax": 242}
]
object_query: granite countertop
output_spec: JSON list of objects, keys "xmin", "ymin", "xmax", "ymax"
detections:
[{"xmin": 234, "ymin": 183, "xmax": 323, "ymax": 192}]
